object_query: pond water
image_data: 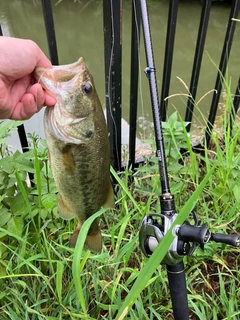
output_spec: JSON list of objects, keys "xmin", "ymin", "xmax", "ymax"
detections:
[{"xmin": 0, "ymin": 0, "xmax": 239, "ymax": 150}]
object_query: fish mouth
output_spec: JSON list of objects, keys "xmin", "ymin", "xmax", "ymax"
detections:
[
  {"xmin": 35, "ymin": 57, "xmax": 90, "ymax": 144},
  {"xmin": 34, "ymin": 57, "xmax": 86, "ymax": 96}
]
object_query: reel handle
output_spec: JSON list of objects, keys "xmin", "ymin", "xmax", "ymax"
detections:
[
  {"xmin": 211, "ymin": 233, "xmax": 240, "ymax": 247},
  {"xmin": 176, "ymin": 222, "xmax": 211, "ymax": 246}
]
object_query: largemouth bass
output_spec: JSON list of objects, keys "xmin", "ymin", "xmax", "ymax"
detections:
[{"xmin": 34, "ymin": 58, "xmax": 114, "ymax": 252}]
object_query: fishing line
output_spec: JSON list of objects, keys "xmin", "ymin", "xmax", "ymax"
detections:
[
  {"xmin": 133, "ymin": 0, "xmax": 146, "ymax": 141},
  {"xmin": 36, "ymin": 67, "xmax": 51, "ymax": 87},
  {"xmin": 36, "ymin": 70, "xmax": 49, "ymax": 100}
]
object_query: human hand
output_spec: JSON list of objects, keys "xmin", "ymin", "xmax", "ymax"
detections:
[{"xmin": 0, "ymin": 37, "xmax": 56, "ymax": 120}]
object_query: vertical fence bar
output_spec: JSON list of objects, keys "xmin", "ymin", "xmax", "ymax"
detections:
[
  {"xmin": 103, "ymin": 0, "xmax": 122, "ymax": 171},
  {"xmin": 185, "ymin": 0, "xmax": 212, "ymax": 131},
  {"xmin": 129, "ymin": 0, "xmax": 141, "ymax": 169},
  {"xmin": 0, "ymin": 24, "xmax": 2, "ymax": 36},
  {"xmin": 232, "ymin": 77, "xmax": 240, "ymax": 115},
  {"xmin": 205, "ymin": 0, "xmax": 240, "ymax": 147},
  {"xmin": 159, "ymin": 0, "xmax": 179, "ymax": 121},
  {"xmin": 229, "ymin": 77, "xmax": 240, "ymax": 133},
  {"xmin": 17, "ymin": 125, "xmax": 31, "ymax": 154},
  {"xmin": 16, "ymin": 124, "xmax": 35, "ymax": 185},
  {"xmin": 41, "ymin": 0, "xmax": 59, "ymax": 65}
]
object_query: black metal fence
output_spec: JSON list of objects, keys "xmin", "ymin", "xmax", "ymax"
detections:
[{"xmin": 1, "ymin": 0, "xmax": 240, "ymax": 172}]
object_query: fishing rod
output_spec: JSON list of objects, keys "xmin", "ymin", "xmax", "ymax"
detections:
[{"xmin": 138, "ymin": 1, "xmax": 240, "ymax": 320}]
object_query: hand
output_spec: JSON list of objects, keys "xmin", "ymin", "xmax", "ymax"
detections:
[{"xmin": 0, "ymin": 37, "xmax": 56, "ymax": 120}]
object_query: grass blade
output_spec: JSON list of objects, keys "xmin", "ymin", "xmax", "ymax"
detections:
[
  {"xmin": 56, "ymin": 261, "xmax": 64, "ymax": 304},
  {"xmin": 72, "ymin": 208, "xmax": 108, "ymax": 317},
  {"xmin": 115, "ymin": 163, "xmax": 216, "ymax": 320}
]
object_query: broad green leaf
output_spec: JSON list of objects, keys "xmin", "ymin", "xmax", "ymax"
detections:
[
  {"xmin": 0, "ymin": 120, "xmax": 24, "ymax": 139},
  {"xmin": 7, "ymin": 217, "xmax": 24, "ymax": 237},
  {"xmin": 14, "ymin": 166, "xmax": 32, "ymax": 217},
  {"xmin": 232, "ymin": 184, "xmax": 240, "ymax": 202},
  {"xmin": 41, "ymin": 193, "xmax": 58, "ymax": 209},
  {"xmin": 0, "ymin": 207, "xmax": 11, "ymax": 227},
  {"xmin": 0, "ymin": 266, "xmax": 6, "ymax": 277},
  {"xmin": 10, "ymin": 193, "xmax": 28, "ymax": 215}
]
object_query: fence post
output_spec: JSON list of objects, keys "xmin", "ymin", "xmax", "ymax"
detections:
[
  {"xmin": 159, "ymin": 0, "xmax": 179, "ymax": 121},
  {"xmin": 230, "ymin": 77, "xmax": 240, "ymax": 133},
  {"xmin": 103, "ymin": 0, "xmax": 122, "ymax": 172},
  {"xmin": 41, "ymin": 0, "xmax": 59, "ymax": 65},
  {"xmin": 205, "ymin": 0, "xmax": 240, "ymax": 147},
  {"xmin": 128, "ymin": 0, "xmax": 141, "ymax": 169},
  {"xmin": 185, "ymin": 0, "xmax": 212, "ymax": 132},
  {"xmin": 233, "ymin": 78, "xmax": 240, "ymax": 115}
]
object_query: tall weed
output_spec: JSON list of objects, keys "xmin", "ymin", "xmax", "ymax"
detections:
[{"xmin": 0, "ymin": 84, "xmax": 239, "ymax": 320}]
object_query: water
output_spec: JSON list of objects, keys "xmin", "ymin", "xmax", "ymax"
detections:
[{"xmin": 0, "ymin": 0, "xmax": 239, "ymax": 150}]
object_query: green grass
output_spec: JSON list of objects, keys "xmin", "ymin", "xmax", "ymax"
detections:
[{"xmin": 0, "ymin": 86, "xmax": 239, "ymax": 319}]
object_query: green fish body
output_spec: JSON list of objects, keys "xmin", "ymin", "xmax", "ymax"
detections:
[{"xmin": 34, "ymin": 58, "xmax": 114, "ymax": 251}]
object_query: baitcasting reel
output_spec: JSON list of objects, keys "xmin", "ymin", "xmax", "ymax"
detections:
[{"xmin": 139, "ymin": 211, "xmax": 240, "ymax": 265}]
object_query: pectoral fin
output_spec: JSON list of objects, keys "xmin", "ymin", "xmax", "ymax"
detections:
[
  {"xmin": 61, "ymin": 144, "xmax": 75, "ymax": 174},
  {"xmin": 58, "ymin": 194, "xmax": 75, "ymax": 220},
  {"xmin": 102, "ymin": 181, "xmax": 115, "ymax": 208}
]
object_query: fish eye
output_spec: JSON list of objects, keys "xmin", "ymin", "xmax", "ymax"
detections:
[{"xmin": 82, "ymin": 82, "xmax": 92, "ymax": 95}]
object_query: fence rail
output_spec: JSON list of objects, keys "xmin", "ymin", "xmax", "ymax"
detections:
[{"xmin": 0, "ymin": 0, "xmax": 239, "ymax": 172}]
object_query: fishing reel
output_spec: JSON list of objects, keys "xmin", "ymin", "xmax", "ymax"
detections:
[{"xmin": 139, "ymin": 210, "xmax": 240, "ymax": 265}]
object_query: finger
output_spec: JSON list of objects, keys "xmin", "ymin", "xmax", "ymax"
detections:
[
  {"xmin": 10, "ymin": 93, "xmax": 38, "ymax": 120},
  {"xmin": 28, "ymin": 83, "xmax": 56, "ymax": 108},
  {"xmin": 28, "ymin": 83, "xmax": 45, "ymax": 110},
  {"xmin": 44, "ymin": 93, "xmax": 56, "ymax": 106}
]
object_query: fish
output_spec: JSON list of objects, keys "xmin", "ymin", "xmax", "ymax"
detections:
[{"xmin": 34, "ymin": 58, "xmax": 115, "ymax": 252}]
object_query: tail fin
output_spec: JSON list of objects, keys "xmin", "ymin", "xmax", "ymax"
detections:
[
  {"xmin": 68, "ymin": 223, "xmax": 102, "ymax": 252},
  {"xmin": 68, "ymin": 223, "xmax": 81, "ymax": 248}
]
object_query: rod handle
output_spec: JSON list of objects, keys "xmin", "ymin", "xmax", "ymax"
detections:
[{"xmin": 167, "ymin": 262, "xmax": 189, "ymax": 320}]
